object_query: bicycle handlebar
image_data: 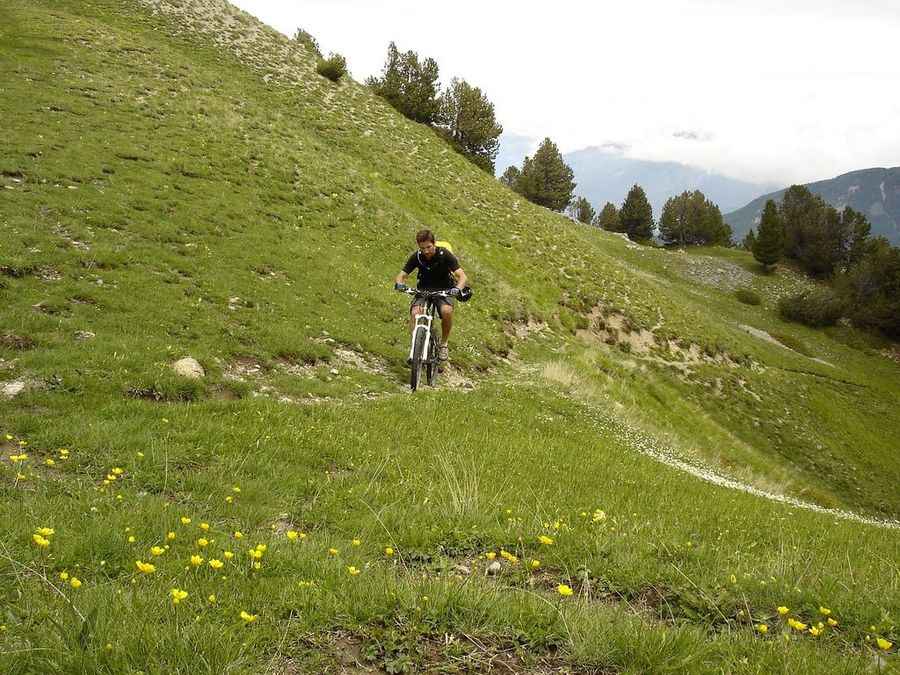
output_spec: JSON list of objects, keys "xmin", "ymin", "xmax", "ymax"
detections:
[{"xmin": 397, "ymin": 287, "xmax": 452, "ymax": 298}]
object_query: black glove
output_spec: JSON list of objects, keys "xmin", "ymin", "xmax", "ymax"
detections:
[
  {"xmin": 395, "ymin": 282, "xmax": 407, "ymax": 291},
  {"xmin": 448, "ymin": 287, "xmax": 461, "ymax": 297}
]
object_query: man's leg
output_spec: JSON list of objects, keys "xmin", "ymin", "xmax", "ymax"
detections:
[{"xmin": 438, "ymin": 304, "xmax": 453, "ymax": 360}]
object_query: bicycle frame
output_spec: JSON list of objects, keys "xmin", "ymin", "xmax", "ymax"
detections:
[{"xmin": 409, "ymin": 297, "xmax": 437, "ymax": 368}]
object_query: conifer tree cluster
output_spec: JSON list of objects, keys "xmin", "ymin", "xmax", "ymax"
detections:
[
  {"xmin": 619, "ymin": 184, "xmax": 654, "ymax": 241},
  {"xmin": 743, "ymin": 186, "xmax": 898, "ymax": 336},
  {"xmin": 366, "ymin": 43, "xmax": 503, "ymax": 173}
]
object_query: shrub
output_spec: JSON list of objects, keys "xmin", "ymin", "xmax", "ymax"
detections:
[
  {"xmin": 734, "ymin": 287, "xmax": 761, "ymax": 305},
  {"xmin": 778, "ymin": 287, "xmax": 844, "ymax": 327},
  {"xmin": 316, "ymin": 53, "xmax": 347, "ymax": 83},
  {"xmin": 768, "ymin": 332, "xmax": 811, "ymax": 356}
]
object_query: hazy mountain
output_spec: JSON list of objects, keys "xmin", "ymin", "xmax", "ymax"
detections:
[
  {"xmin": 724, "ymin": 167, "xmax": 900, "ymax": 246},
  {"xmin": 559, "ymin": 146, "xmax": 778, "ymax": 220}
]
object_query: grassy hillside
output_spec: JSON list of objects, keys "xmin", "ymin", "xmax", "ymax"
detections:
[{"xmin": 1, "ymin": 0, "xmax": 898, "ymax": 672}]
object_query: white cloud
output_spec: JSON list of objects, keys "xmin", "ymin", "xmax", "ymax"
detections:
[{"xmin": 230, "ymin": 0, "xmax": 900, "ymax": 184}]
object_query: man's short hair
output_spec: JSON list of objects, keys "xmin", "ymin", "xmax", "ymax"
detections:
[{"xmin": 416, "ymin": 229, "xmax": 435, "ymax": 244}]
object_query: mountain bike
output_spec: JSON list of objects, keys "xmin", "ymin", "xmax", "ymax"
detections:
[{"xmin": 398, "ymin": 288, "xmax": 451, "ymax": 391}]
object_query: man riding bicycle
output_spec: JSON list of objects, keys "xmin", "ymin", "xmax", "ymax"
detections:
[{"xmin": 394, "ymin": 229, "xmax": 468, "ymax": 361}]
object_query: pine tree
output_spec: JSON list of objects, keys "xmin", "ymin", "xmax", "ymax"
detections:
[
  {"xmin": 753, "ymin": 199, "xmax": 783, "ymax": 269},
  {"xmin": 567, "ymin": 196, "xmax": 595, "ymax": 224},
  {"xmin": 742, "ymin": 229, "xmax": 757, "ymax": 251},
  {"xmin": 499, "ymin": 166, "xmax": 521, "ymax": 191},
  {"xmin": 437, "ymin": 78, "xmax": 503, "ymax": 173},
  {"xmin": 659, "ymin": 190, "xmax": 731, "ymax": 246},
  {"xmin": 594, "ymin": 202, "xmax": 620, "ymax": 231},
  {"xmin": 292, "ymin": 28, "xmax": 322, "ymax": 59},
  {"xmin": 517, "ymin": 138, "xmax": 576, "ymax": 211},
  {"xmin": 367, "ymin": 42, "xmax": 440, "ymax": 125},
  {"xmin": 619, "ymin": 184, "xmax": 654, "ymax": 241}
]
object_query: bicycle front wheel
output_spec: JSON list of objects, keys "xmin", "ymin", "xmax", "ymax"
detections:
[
  {"xmin": 410, "ymin": 328, "xmax": 427, "ymax": 391},
  {"xmin": 426, "ymin": 329, "xmax": 439, "ymax": 386}
]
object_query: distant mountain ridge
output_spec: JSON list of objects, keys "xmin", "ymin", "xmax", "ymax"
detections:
[
  {"xmin": 724, "ymin": 167, "xmax": 900, "ymax": 246},
  {"xmin": 562, "ymin": 146, "xmax": 778, "ymax": 219}
]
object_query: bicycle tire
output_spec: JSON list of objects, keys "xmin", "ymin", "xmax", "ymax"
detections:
[
  {"xmin": 410, "ymin": 327, "xmax": 427, "ymax": 391},
  {"xmin": 426, "ymin": 329, "xmax": 440, "ymax": 386}
]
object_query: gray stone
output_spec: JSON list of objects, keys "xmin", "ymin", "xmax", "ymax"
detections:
[
  {"xmin": 486, "ymin": 561, "xmax": 501, "ymax": 576},
  {"xmin": 173, "ymin": 357, "xmax": 205, "ymax": 379}
]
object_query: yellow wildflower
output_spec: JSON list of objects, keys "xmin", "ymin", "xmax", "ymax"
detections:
[
  {"xmin": 500, "ymin": 550, "xmax": 518, "ymax": 563},
  {"xmin": 36, "ymin": 527, "xmax": 54, "ymax": 537},
  {"xmin": 209, "ymin": 559, "xmax": 224, "ymax": 569},
  {"xmin": 225, "ymin": 496, "xmax": 233, "ymax": 504},
  {"xmin": 788, "ymin": 618, "xmax": 807, "ymax": 632},
  {"xmin": 224, "ymin": 551, "xmax": 234, "ymax": 560},
  {"xmin": 199, "ymin": 523, "xmax": 210, "ymax": 531},
  {"xmin": 70, "ymin": 577, "xmax": 82, "ymax": 589},
  {"xmin": 809, "ymin": 626, "xmax": 822, "ymax": 637},
  {"xmin": 827, "ymin": 618, "xmax": 838, "ymax": 627},
  {"xmin": 777, "ymin": 606, "xmax": 790, "ymax": 615},
  {"xmin": 253, "ymin": 561, "xmax": 261, "ymax": 570},
  {"xmin": 286, "ymin": 531, "xmax": 298, "ymax": 540},
  {"xmin": 208, "ymin": 594, "xmax": 216, "ymax": 604},
  {"xmin": 112, "ymin": 468, "xmax": 123, "ymax": 475},
  {"xmin": 150, "ymin": 546, "xmax": 165, "ymax": 556},
  {"xmin": 328, "ymin": 548, "xmax": 339, "ymax": 556},
  {"xmin": 167, "ymin": 531, "xmax": 176, "ymax": 541},
  {"xmin": 45, "ymin": 459, "xmax": 55, "ymax": 466},
  {"xmin": 352, "ymin": 539, "xmax": 361, "ymax": 547},
  {"xmin": 197, "ymin": 538, "xmax": 209, "ymax": 547},
  {"xmin": 59, "ymin": 571, "xmax": 69, "ymax": 581},
  {"xmin": 233, "ymin": 531, "xmax": 243, "ymax": 539},
  {"xmin": 255, "ymin": 544, "xmax": 267, "ymax": 552},
  {"xmin": 485, "ymin": 552, "xmax": 496, "ymax": 560},
  {"xmin": 730, "ymin": 574, "xmax": 737, "ymax": 584},
  {"xmin": 190, "ymin": 555, "xmax": 203, "ymax": 566},
  {"xmin": 171, "ymin": 588, "xmax": 188, "ymax": 604},
  {"xmin": 819, "ymin": 606, "xmax": 831, "ymax": 616},
  {"xmin": 249, "ymin": 549, "xmax": 262, "ymax": 560},
  {"xmin": 876, "ymin": 638, "xmax": 893, "ymax": 650},
  {"xmin": 538, "ymin": 535, "xmax": 554, "ymax": 546},
  {"xmin": 592, "ymin": 509, "xmax": 606, "ymax": 522},
  {"xmin": 127, "ymin": 535, "xmax": 136, "ymax": 544},
  {"xmin": 347, "ymin": 566, "xmax": 361, "ymax": 576},
  {"xmin": 136, "ymin": 451, "xmax": 144, "ymax": 458},
  {"xmin": 181, "ymin": 517, "xmax": 191, "ymax": 525},
  {"xmin": 32, "ymin": 534, "xmax": 50, "ymax": 548},
  {"xmin": 239, "ymin": 610, "xmax": 257, "ymax": 623},
  {"xmin": 135, "ymin": 560, "xmax": 156, "ymax": 574},
  {"xmin": 557, "ymin": 584, "xmax": 573, "ymax": 597},
  {"xmin": 233, "ymin": 486, "xmax": 241, "ymax": 493},
  {"xmin": 756, "ymin": 624, "xmax": 768, "ymax": 634},
  {"xmin": 531, "ymin": 560, "xmax": 541, "ymax": 570},
  {"xmin": 385, "ymin": 547, "xmax": 394, "ymax": 556}
]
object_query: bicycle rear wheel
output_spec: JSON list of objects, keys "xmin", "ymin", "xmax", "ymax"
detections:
[{"xmin": 410, "ymin": 328, "xmax": 427, "ymax": 391}]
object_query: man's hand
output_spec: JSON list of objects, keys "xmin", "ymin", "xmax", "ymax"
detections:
[
  {"xmin": 394, "ymin": 282, "xmax": 407, "ymax": 291},
  {"xmin": 448, "ymin": 287, "xmax": 461, "ymax": 297}
]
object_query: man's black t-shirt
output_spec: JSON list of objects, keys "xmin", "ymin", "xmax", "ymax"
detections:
[{"xmin": 402, "ymin": 247, "xmax": 460, "ymax": 289}]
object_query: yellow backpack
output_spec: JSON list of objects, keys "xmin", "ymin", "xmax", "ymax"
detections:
[{"xmin": 435, "ymin": 240, "xmax": 453, "ymax": 253}]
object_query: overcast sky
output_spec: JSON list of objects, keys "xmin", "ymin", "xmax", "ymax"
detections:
[{"xmin": 229, "ymin": 0, "xmax": 900, "ymax": 185}]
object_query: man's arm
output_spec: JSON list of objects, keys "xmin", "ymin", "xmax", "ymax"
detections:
[
  {"xmin": 451, "ymin": 267, "xmax": 467, "ymax": 289},
  {"xmin": 395, "ymin": 270, "xmax": 409, "ymax": 285}
]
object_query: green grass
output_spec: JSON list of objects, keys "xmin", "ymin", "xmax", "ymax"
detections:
[{"xmin": 1, "ymin": 0, "xmax": 898, "ymax": 671}]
